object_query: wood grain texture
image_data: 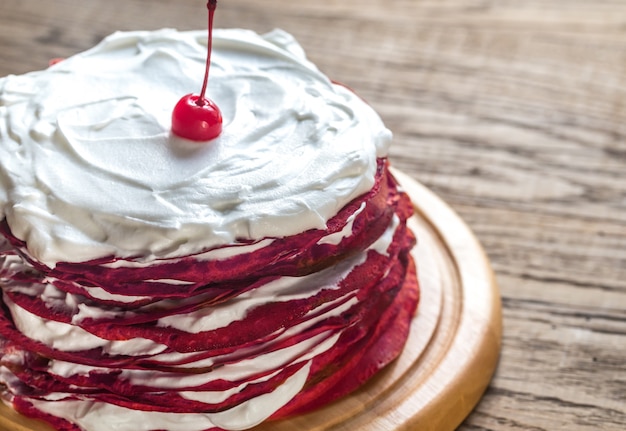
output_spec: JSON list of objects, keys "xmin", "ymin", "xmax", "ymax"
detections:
[{"xmin": 1, "ymin": 1, "xmax": 625, "ymax": 430}]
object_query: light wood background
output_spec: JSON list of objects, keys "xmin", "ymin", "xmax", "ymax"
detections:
[{"xmin": 1, "ymin": 1, "xmax": 624, "ymax": 430}]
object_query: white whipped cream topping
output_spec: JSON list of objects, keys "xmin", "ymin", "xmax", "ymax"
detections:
[{"xmin": 0, "ymin": 28, "xmax": 391, "ymax": 266}]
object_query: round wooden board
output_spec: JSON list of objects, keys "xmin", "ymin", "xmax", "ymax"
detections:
[{"xmin": 0, "ymin": 170, "xmax": 502, "ymax": 431}]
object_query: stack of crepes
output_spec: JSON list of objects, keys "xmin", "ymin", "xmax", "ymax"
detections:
[{"xmin": 0, "ymin": 29, "xmax": 419, "ymax": 431}]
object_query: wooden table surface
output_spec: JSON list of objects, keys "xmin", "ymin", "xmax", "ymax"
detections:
[{"xmin": 1, "ymin": 1, "xmax": 624, "ymax": 430}]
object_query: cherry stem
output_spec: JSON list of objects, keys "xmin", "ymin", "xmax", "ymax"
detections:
[{"xmin": 198, "ymin": 0, "xmax": 218, "ymax": 107}]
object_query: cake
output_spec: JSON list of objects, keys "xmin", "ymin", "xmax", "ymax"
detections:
[{"xmin": 0, "ymin": 29, "xmax": 419, "ymax": 431}]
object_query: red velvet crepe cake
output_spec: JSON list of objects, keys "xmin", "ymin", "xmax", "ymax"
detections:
[{"xmin": 0, "ymin": 28, "xmax": 419, "ymax": 431}]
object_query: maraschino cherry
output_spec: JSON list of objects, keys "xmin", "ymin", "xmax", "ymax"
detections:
[{"xmin": 171, "ymin": 0, "xmax": 222, "ymax": 142}]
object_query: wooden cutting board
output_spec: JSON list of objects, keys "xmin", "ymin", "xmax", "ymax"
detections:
[{"xmin": 0, "ymin": 171, "xmax": 502, "ymax": 431}]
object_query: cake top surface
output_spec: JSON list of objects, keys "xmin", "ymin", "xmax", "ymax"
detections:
[{"xmin": 0, "ymin": 28, "xmax": 391, "ymax": 266}]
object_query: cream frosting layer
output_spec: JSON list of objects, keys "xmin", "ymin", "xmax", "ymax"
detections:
[
  {"xmin": 12, "ymin": 362, "xmax": 312, "ymax": 431},
  {"xmin": 0, "ymin": 28, "xmax": 391, "ymax": 267}
]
